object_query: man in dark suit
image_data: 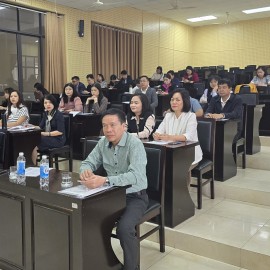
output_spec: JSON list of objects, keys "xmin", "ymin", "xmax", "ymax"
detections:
[
  {"xmin": 71, "ymin": 76, "xmax": 86, "ymax": 96},
  {"xmin": 205, "ymin": 78, "xmax": 243, "ymax": 161},
  {"xmin": 116, "ymin": 70, "xmax": 133, "ymax": 92}
]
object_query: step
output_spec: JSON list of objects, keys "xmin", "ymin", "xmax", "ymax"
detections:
[{"xmin": 140, "ymin": 197, "xmax": 270, "ymax": 270}]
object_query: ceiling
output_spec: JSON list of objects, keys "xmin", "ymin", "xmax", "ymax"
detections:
[{"xmin": 47, "ymin": 0, "xmax": 270, "ymax": 26}]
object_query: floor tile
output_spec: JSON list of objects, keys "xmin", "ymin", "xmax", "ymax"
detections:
[
  {"xmin": 147, "ymin": 249, "xmax": 240, "ymax": 270},
  {"xmin": 207, "ymin": 199, "xmax": 270, "ymax": 226},
  {"xmin": 177, "ymin": 213, "xmax": 261, "ymax": 247}
]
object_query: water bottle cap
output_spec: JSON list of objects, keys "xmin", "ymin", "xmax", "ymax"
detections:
[
  {"xmin": 42, "ymin": 155, "xmax": 47, "ymax": 159},
  {"xmin": 19, "ymin": 152, "xmax": 24, "ymax": 156}
]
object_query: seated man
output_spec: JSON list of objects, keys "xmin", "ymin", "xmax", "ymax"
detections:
[
  {"xmin": 80, "ymin": 108, "xmax": 148, "ymax": 270},
  {"xmin": 117, "ymin": 70, "xmax": 133, "ymax": 92},
  {"xmin": 71, "ymin": 76, "xmax": 86, "ymax": 96},
  {"xmin": 205, "ymin": 78, "xmax": 243, "ymax": 160},
  {"xmin": 205, "ymin": 78, "xmax": 242, "ymax": 120}
]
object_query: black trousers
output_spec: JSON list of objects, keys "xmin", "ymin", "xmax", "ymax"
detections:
[{"xmin": 116, "ymin": 192, "xmax": 149, "ymax": 270}]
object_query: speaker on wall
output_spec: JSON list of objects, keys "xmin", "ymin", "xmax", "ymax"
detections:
[{"xmin": 78, "ymin": 20, "xmax": 84, "ymax": 37}]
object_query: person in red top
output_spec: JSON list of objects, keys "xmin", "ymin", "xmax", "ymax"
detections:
[{"xmin": 182, "ymin": 66, "xmax": 199, "ymax": 83}]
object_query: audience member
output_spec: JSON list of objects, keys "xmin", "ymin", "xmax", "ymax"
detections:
[
  {"xmin": 86, "ymin": 74, "xmax": 95, "ymax": 94},
  {"xmin": 200, "ymin": 75, "xmax": 220, "ymax": 104},
  {"xmin": 85, "ymin": 83, "xmax": 108, "ymax": 114},
  {"xmin": 151, "ymin": 66, "xmax": 164, "ymax": 81},
  {"xmin": 250, "ymin": 66, "xmax": 270, "ymax": 86},
  {"xmin": 0, "ymin": 87, "xmax": 14, "ymax": 110},
  {"xmin": 134, "ymin": 76, "xmax": 158, "ymax": 112},
  {"xmin": 80, "ymin": 108, "xmax": 148, "ymax": 270},
  {"xmin": 127, "ymin": 93, "xmax": 155, "ymax": 139},
  {"xmin": 59, "ymin": 83, "xmax": 83, "ymax": 112},
  {"xmin": 182, "ymin": 66, "xmax": 199, "ymax": 83},
  {"xmin": 33, "ymin": 83, "xmax": 49, "ymax": 103},
  {"xmin": 71, "ymin": 76, "xmax": 86, "ymax": 95},
  {"xmin": 31, "ymin": 94, "xmax": 65, "ymax": 164},
  {"xmin": 108, "ymin": 74, "xmax": 119, "ymax": 88},
  {"xmin": 167, "ymin": 70, "xmax": 180, "ymax": 87},
  {"xmin": 117, "ymin": 70, "xmax": 133, "ymax": 92},
  {"xmin": 2, "ymin": 90, "xmax": 29, "ymax": 128},
  {"xmin": 153, "ymin": 89, "xmax": 202, "ymax": 167},
  {"xmin": 161, "ymin": 74, "xmax": 177, "ymax": 94},
  {"xmin": 97, "ymin": 73, "xmax": 107, "ymax": 88}
]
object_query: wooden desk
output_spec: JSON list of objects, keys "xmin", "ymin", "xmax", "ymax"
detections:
[
  {"xmin": 214, "ymin": 120, "xmax": 238, "ymax": 181},
  {"xmin": 71, "ymin": 113, "xmax": 102, "ymax": 159},
  {"xmin": 0, "ymin": 170, "xmax": 126, "ymax": 270},
  {"xmin": 143, "ymin": 141, "xmax": 197, "ymax": 228},
  {"xmin": 245, "ymin": 104, "xmax": 264, "ymax": 154},
  {"xmin": 2, "ymin": 129, "xmax": 41, "ymax": 169}
]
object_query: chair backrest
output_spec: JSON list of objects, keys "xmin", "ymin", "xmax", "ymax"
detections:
[
  {"xmin": 196, "ymin": 118, "xmax": 216, "ymax": 161},
  {"xmin": 239, "ymin": 93, "xmax": 259, "ymax": 106},
  {"xmin": 29, "ymin": 113, "xmax": 42, "ymax": 126},
  {"xmin": 0, "ymin": 131, "xmax": 7, "ymax": 167},
  {"xmin": 145, "ymin": 147, "xmax": 165, "ymax": 203},
  {"xmin": 82, "ymin": 138, "xmax": 106, "ymax": 176},
  {"xmin": 194, "ymin": 82, "xmax": 205, "ymax": 97},
  {"xmin": 63, "ymin": 114, "xmax": 71, "ymax": 145}
]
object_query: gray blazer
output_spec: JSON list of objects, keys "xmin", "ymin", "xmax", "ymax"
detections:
[{"xmin": 134, "ymin": 87, "xmax": 158, "ymax": 112}]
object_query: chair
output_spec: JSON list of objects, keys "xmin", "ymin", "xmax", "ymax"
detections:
[
  {"xmin": 82, "ymin": 138, "xmax": 166, "ymax": 267},
  {"xmin": 194, "ymin": 82, "xmax": 205, "ymax": 99},
  {"xmin": 38, "ymin": 114, "xmax": 73, "ymax": 171},
  {"xmin": 29, "ymin": 113, "xmax": 42, "ymax": 126},
  {"xmin": 0, "ymin": 131, "xmax": 7, "ymax": 171},
  {"xmin": 191, "ymin": 118, "xmax": 216, "ymax": 209}
]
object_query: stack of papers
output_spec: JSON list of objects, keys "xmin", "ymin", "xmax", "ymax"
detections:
[
  {"xmin": 8, "ymin": 124, "xmax": 36, "ymax": 131},
  {"xmin": 58, "ymin": 185, "xmax": 112, "ymax": 198}
]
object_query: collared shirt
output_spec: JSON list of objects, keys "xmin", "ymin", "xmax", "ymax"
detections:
[
  {"xmin": 221, "ymin": 94, "xmax": 231, "ymax": 109},
  {"xmin": 80, "ymin": 132, "xmax": 148, "ymax": 193}
]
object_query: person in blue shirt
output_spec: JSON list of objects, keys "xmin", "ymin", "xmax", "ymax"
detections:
[
  {"xmin": 80, "ymin": 108, "xmax": 148, "ymax": 270},
  {"xmin": 71, "ymin": 76, "xmax": 86, "ymax": 96},
  {"xmin": 167, "ymin": 70, "xmax": 180, "ymax": 87}
]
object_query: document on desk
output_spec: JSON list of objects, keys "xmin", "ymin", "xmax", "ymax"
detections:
[
  {"xmin": 58, "ymin": 185, "xmax": 112, "ymax": 198},
  {"xmin": 8, "ymin": 124, "xmax": 36, "ymax": 131},
  {"xmin": 144, "ymin": 140, "xmax": 169, "ymax": 145}
]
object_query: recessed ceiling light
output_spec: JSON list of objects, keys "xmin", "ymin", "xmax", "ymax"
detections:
[
  {"xmin": 243, "ymin": 6, "xmax": 270, "ymax": 14},
  {"xmin": 187, "ymin": 15, "xmax": 217, "ymax": 22},
  {"xmin": 0, "ymin": 7, "xmax": 6, "ymax": 10}
]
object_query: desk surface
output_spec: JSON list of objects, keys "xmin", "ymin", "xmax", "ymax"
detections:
[{"xmin": 0, "ymin": 170, "xmax": 126, "ymax": 270}]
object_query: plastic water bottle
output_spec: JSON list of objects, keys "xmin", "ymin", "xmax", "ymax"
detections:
[
  {"xmin": 17, "ymin": 152, "xmax": 26, "ymax": 184},
  {"xmin": 129, "ymin": 85, "xmax": 133, "ymax": 94},
  {"xmin": 40, "ymin": 155, "xmax": 49, "ymax": 189}
]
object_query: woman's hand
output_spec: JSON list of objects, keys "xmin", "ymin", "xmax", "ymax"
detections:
[{"xmin": 153, "ymin": 132, "xmax": 162, "ymax": 141}]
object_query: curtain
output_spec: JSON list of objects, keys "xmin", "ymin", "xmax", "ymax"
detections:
[
  {"xmin": 92, "ymin": 22, "xmax": 141, "ymax": 82},
  {"xmin": 44, "ymin": 13, "xmax": 67, "ymax": 94}
]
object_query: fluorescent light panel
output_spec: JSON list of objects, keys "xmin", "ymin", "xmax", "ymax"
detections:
[
  {"xmin": 0, "ymin": 7, "xmax": 6, "ymax": 10},
  {"xmin": 243, "ymin": 6, "xmax": 270, "ymax": 14},
  {"xmin": 187, "ymin": 15, "xmax": 217, "ymax": 22}
]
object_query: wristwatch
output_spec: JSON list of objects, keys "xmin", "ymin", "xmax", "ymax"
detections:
[{"xmin": 105, "ymin": 177, "xmax": 110, "ymax": 185}]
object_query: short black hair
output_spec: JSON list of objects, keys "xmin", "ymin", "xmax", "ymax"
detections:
[
  {"xmin": 44, "ymin": 94, "xmax": 59, "ymax": 109},
  {"xmin": 164, "ymin": 74, "xmax": 172, "ymax": 80},
  {"xmin": 139, "ymin": 75, "xmax": 150, "ymax": 82},
  {"xmin": 71, "ymin": 76, "xmax": 80, "ymax": 81},
  {"xmin": 218, "ymin": 78, "xmax": 232, "ymax": 88},
  {"xmin": 167, "ymin": 70, "xmax": 175, "ymax": 76},
  {"xmin": 3, "ymin": 87, "xmax": 14, "ymax": 95},
  {"xmin": 128, "ymin": 93, "xmax": 152, "ymax": 117},
  {"xmin": 86, "ymin": 74, "xmax": 94, "ymax": 79},
  {"xmin": 101, "ymin": 108, "xmax": 126, "ymax": 124},
  {"xmin": 120, "ymin": 70, "xmax": 128, "ymax": 75},
  {"xmin": 169, "ymin": 89, "xmax": 191, "ymax": 113},
  {"xmin": 156, "ymin": 66, "xmax": 163, "ymax": 73},
  {"xmin": 186, "ymin": 66, "xmax": 194, "ymax": 73},
  {"xmin": 110, "ymin": 74, "xmax": 117, "ymax": 80}
]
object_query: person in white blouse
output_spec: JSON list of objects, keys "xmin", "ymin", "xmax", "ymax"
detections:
[{"xmin": 153, "ymin": 89, "xmax": 202, "ymax": 167}]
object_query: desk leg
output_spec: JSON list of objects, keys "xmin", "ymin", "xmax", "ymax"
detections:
[{"xmin": 165, "ymin": 147, "xmax": 195, "ymax": 228}]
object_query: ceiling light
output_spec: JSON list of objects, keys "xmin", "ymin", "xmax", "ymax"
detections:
[
  {"xmin": 243, "ymin": 6, "xmax": 270, "ymax": 14},
  {"xmin": 187, "ymin": 15, "xmax": 217, "ymax": 22},
  {"xmin": 0, "ymin": 7, "xmax": 6, "ymax": 10}
]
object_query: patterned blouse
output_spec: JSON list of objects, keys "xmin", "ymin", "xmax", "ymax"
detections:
[{"xmin": 6, "ymin": 105, "xmax": 29, "ymax": 125}]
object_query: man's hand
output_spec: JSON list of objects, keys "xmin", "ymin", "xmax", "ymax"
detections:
[
  {"xmin": 81, "ymin": 174, "xmax": 106, "ymax": 189},
  {"xmin": 205, "ymin": 113, "xmax": 224, "ymax": 119},
  {"xmin": 80, "ymin": 169, "xmax": 93, "ymax": 181}
]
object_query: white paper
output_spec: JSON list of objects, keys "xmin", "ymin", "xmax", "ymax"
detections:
[
  {"xmin": 58, "ymin": 184, "xmax": 112, "ymax": 198},
  {"xmin": 144, "ymin": 140, "xmax": 170, "ymax": 145},
  {"xmin": 8, "ymin": 124, "xmax": 36, "ymax": 131},
  {"xmin": 25, "ymin": 167, "xmax": 53, "ymax": 177}
]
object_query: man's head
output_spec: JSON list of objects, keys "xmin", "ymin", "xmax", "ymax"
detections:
[
  {"xmin": 218, "ymin": 78, "xmax": 232, "ymax": 99},
  {"xmin": 86, "ymin": 74, "xmax": 95, "ymax": 85},
  {"xmin": 101, "ymin": 108, "xmax": 126, "ymax": 146},
  {"xmin": 71, "ymin": 76, "xmax": 80, "ymax": 86},
  {"xmin": 120, "ymin": 70, "xmax": 128, "ymax": 80}
]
